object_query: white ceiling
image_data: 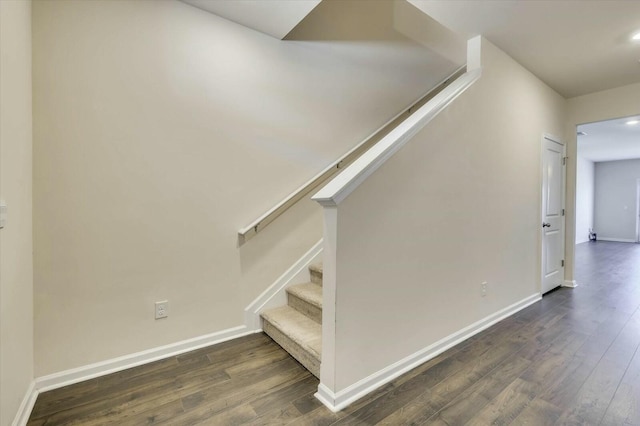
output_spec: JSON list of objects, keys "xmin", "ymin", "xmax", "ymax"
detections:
[
  {"xmin": 180, "ymin": 0, "xmax": 640, "ymax": 98},
  {"xmin": 578, "ymin": 116, "xmax": 640, "ymax": 162},
  {"xmin": 178, "ymin": 1, "xmax": 640, "ymax": 163},
  {"xmin": 180, "ymin": 0, "xmax": 321, "ymax": 39},
  {"xmin": 409, "ymin": 0, "xmax": 640, "ymax": 98}
]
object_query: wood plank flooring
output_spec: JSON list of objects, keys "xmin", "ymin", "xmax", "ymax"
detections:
[{"xmin": 28, "ymin": 241, "xmax": 640, "ymax": 425}]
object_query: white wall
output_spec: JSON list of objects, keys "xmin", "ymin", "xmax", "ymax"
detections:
[
  {"xmin": 326, "ymin": 38, "xmax": 566, "ymax": 393},
  {"xmin": 32, "ymin": 0, "xmax": 457, "ymax": 376},
  {"xmin": 565, "ymin": 82, "xmax": 640, "ymax": 280},
  {"xmin": 593, "ymin": 159, "xmax": 640, "ymax": 242},
  {"xmin": 0, "ymin": 1, "xmax": 34, "ymax": 424},
  {"xmin": 575, "ymin": 156, "xmax": 594, "ymax": 244}
]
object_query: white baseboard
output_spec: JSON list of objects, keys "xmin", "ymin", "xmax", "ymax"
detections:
[
  {"xmin": 315, "ymin": 293, "xmax": 541, "ymax": 412},
  {"xmin": 315, "ymin": 383, "xmax": 340, "ymax": 413},
  {"xmin": 12, "ymin": 381, "xmax": 38, "ymax": 426},
  {"xmin": 244, "ymin": 239, "xmax": 323, "ymax": 331},
  {"xmin": 597, "ymin": 237, "xmax": 637, "ymax": 243},
  {"xmin": 575, "ymin": 239, "xmax": 590, "ymax": 245},
  {"xmin": 31, "ymin": 240, "xmax": 324, "ymax": 397},
  {"xmin": 562, "ymin": 280, "xmax": 578, "ymax": 288},
  {"xmin": 35, "ymin": 325, "xmax": 253, "ymax": 393}
]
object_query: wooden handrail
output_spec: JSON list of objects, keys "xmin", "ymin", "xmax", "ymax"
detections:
[
  {"xmin": 313, "ymin": 67, "xmax": 482, "ymax": 208},
  {"xmin": 238, "ymin": 65, "xmax": 467, "ymax": 245}
]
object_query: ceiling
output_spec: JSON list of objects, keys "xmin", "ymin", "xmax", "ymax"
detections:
[
  {"xmin": 180, "ymin": 0, "xmax": 640, "ymax": 98},
  {"xmin": 408, "ymin": 0, "xmax": 640, "ymax": 98},
  {"xmin": 578, "ymin": 116, "xmax": 640, "ymax": 162},
  {"xmin": 284, "ymin": 0, "xmax": 466, "ymax": 65}
]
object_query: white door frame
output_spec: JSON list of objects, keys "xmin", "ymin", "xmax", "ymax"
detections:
[
  {"xmin": 636, "ymin": 179, "xmax": 640, "ymax": 243},
  {"xmin": 541, "ymin": 133, "xmax": 567, "ymax": 294}
]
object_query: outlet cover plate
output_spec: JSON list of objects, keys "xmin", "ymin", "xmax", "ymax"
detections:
[{"xmin": 155, "ymin": 301, "xmax": 169, "ymax": 319}]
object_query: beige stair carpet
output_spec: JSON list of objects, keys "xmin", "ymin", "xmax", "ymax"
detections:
[{"xmin": 261, "ymin": 263, "xmax": 323, "ymax": 378}]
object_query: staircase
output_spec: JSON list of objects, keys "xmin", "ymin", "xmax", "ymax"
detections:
[{"xmin": 260, "ymin": 263, "xmax": 323, "ymax": 378}]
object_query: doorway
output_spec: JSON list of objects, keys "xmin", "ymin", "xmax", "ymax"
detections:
[
  {"xmin": 574, "ymin": 115, "xmax": 640, "ymax": 291},
  {"xmin": 576, "ymin": 116, "xmax": 640, "ymax": 246}
]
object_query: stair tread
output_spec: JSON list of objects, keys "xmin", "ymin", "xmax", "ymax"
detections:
[
  {"xmin": 309, "ymin": 263, "xmax": 323, "ymax": 274},
  {"xmin": 261, "ymin": 306, "xmax": 321, "ymax": 360},
  {"xmin": 286, "ymin": 282, "xmax": 322, "ymax": 309}
]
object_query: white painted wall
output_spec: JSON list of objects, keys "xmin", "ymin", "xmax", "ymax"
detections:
[
  {"xmin": 575, "ymin": 156, "xmax": 594, "ymax": 244},
  {"xmin": 326, "ymin": 38, "xmax": 566, "ymax": 393},
  {"xmin": 32, "ymin": 0, "xmax": 457, "ymax": 376},
  {"xmin": 565, "ymin": 82, "xmax": 640, "ymax": 280},
  {"xmin": 593, "ymin": 159, "xmax": 640, "ymax": 242},
  {"xmin": 0, "ymin": 1, "xmax": 34, "ymax": 424}
]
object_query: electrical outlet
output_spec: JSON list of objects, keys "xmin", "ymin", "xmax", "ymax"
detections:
[
  {"xmin": 481, "ymin": 282, "xmax": 488, "ymax": 297},
  {"xmin": 155, "ymin": 301, "xmax": 169, "ymax": 319}
]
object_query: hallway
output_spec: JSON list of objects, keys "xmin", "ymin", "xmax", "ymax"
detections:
[{"xmin": 28, "ymin": 242, "xmax": 640, "ymax": 425}]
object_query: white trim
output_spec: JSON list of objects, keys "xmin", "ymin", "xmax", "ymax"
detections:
[
  {"xmin": 543, "ymin": 133, "xmax": 564, "ymax": 144},
  {"xmin": 319, "ymin": 207, "xmax": 338, "ymax": 391},
  {"xmin": 636, "ymin": 178, "xmax": 640, "ymax": 243},
  {"xmin": 244, "ymin": 239, "xmax": 323, "ymax": 330},
  {"xmin": 575, "ymin": 239, "xmax": 590, "ymax": 245},
  {"xmin": 315, "ymin": 293, "xmax": 541, "ymax": 412},
  {"xmin": 11, "ymin": 381, "xmax": 38, "ymax": 426},
  {"xmin": 562, "ymin": 280, "xmax": 578, "ymax": 288},
  {"xmin": 31, "ymin": 241, "xmax": 324, "ymax": 395},
  {"xmin": 312, "ymin": 67, "xmax": 482, "ymax": 207},
  {"xmin": 35, "ymin": 325, "xmax": 253, "ymax": 393},
  {"xmin": 315, "ymin": 383, "xmax": 340, "ymax": 413},
  {"xmin": 597, "ymin": 237, "xmax": 637, "ymax": 243}
]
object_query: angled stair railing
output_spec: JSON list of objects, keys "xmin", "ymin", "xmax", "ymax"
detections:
[
  {"xmin": 312, "ymin": 66, "xmax": 482, "ymax": 208},
  {"xmin": 252, "ymin": 58, "xmax": 480, "ymax": 389},
  {"xmin": 238, "ymin": 64, "xmax": 467, "ymax": 245}
]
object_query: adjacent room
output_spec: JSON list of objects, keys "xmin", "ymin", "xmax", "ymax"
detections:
[
  {"xmin": 574, "ymin": 115, "xmax": 640, "ymax": 310},
  {"xmin": 576, "ymin": 116, "xmax": 640, "ymax": 246}
]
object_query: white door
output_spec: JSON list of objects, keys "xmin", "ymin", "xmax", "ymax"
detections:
[{"xmin": 541, "ymin": 135, "xmax": 565, "ymax": 294}]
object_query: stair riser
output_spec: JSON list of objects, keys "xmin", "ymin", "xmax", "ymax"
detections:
[
  {"xmin": 310, "ymin": 269, "xmax": 323, "ymax": 285},
  {"xmin": 287, "ymin": 293, "xmax": 322, "ymax": 324},
  {"xmin": 262, "ymin": 320, "xmax": 320, "ymax": 378}
]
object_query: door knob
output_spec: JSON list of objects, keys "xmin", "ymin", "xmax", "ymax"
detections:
[{"xmin": 542, "ymin": 222, "xmax": 551, "ymax": 228}]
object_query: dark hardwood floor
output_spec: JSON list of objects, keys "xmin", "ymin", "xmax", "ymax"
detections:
[{"xmin": 28, "ymin": 241, "xmax": 640, "ymax": 425}]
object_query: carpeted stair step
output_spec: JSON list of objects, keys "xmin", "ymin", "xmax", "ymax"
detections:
[
  {"xmin": 309, "ymin": 263, "xmax": 323, "ymax": 285},
  {"xmin": 286, "ymin": 282, "xmax": 322, "ymax": 324},
  {"xmin": 261, "ymin": 306, "xmax": 321, "ymax": 378}
]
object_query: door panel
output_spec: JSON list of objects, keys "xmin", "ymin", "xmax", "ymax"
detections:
[{"xmin": 545, "ymin": 150, "xmax": 562, "ymax": 216}]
